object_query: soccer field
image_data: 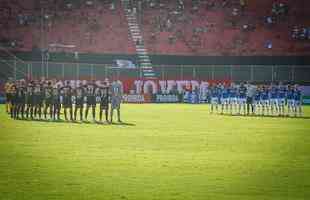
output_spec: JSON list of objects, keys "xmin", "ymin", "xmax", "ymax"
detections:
[{"xmin": 1, "ymin": 104, "xmax": 310, "ymax": 200}]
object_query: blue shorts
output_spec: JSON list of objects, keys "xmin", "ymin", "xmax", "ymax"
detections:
[{"xmin": 111, "ymin": 97, "xmax": 121, "ymax": 109}]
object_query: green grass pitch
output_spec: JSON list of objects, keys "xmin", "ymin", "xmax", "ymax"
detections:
[{"xmin": 1, "ymin": 104, "xmax": 310, "ymax": 200}]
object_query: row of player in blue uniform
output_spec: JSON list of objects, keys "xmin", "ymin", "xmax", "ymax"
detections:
[
  {"xmin": 5, "ymin": 79, "xmax": 123, "ymax": 123},
  {"xmin": 209, "ymin": 82, "xmax": 302, "ymax": 116}
]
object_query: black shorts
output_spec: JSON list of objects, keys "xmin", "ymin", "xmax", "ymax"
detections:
[
  {"xmin": 86, "ymin": 96, "xmax": 96, "ymax": 106},
  {"xmin": 100, "ymin": 102, "xmax": 109, "ymax": 110},
  {"xmin": 246, "ymin": 97, "xmax": 253, "ymax": 104},
  {"xmin": 63, "ymin": 97, "xmax": 72, "ymax": 108},
  {"xmin": 11, "ymin": 95, "xmax": 18, "ymax": 105},
  {"xmin": 52, "ymin": 101, "xmax": 61, "ymax": 107},
  {"xmin": 45, "ymin": 98, "xmax": 53, "ymax": 106},
  {"xmin": 6, "ymin": 93, "xmax": 12, "ymax": 102},
  {"xmin": 34, "ymin": 95, "xmax": 43, "ymax": 106},
  {"xmin": 75, "ymin": 98, "xmax": 84, "ymax": 108},
  {"xmin": 26, "ymin": 96, "xmax": 34, "ymax": 106},
  {"xmin": 17, "ymin": 97, "xmax": 26, "ymax": 105}
]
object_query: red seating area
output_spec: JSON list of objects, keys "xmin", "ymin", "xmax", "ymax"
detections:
[
  {"xmin": 0, "ymin": 0, "xmax": 309, "ymax": 56},
  {"xmin": 0, "ymin": 0, "xmax": 135, "ymax": 54},
  {"xmin": 141, "ymin": 0, "xmax": 310, "ymax": 55}
]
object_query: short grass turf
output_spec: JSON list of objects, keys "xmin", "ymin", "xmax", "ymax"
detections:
[{"xmin": 1, "ymin": 104, "xmax": 310, "ymax": 200}]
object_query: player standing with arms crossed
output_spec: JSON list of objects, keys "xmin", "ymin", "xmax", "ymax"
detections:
[
  {"xmin": 61, "ymin": 81, "xmax": 73, "ymax": 121},
  {"xmin": 110, "ymin": 80, "xmax": 123, "ymax": 123},
  {"xmin": 277, "ymin": 82, "xmax": 287, "ymax": 116},
  {"xmin": 85, "ymin": 80, "xmax": 97, "ymax": 122},
  {"xmin": 220, "ymin": 84, "xmax": 230, "ymax": 114},
  {"xmin": 52, "ymin": 85, "xmax": 61, "ymax": 121},
  {"xmin": 261, "ymin": 85, "xmax": 270, "ymax": 116},
  {"xmin": 44, "ymin": 81, "xmax": 54, "ymax": 120},
  {"xmin": 253, "ymin": 86, "xmax": 262, "ymax": 115},
  {"xmin": 246, "ymin": 82, "xmax": 256, "ymax": 115},
  {"xmin": 74, "ymin": 82, "xmax": 85, "ymax": 121},
  {"xmin": 33, "ymin": 81, "xmax": 44, "ymax": 119},
  {"xmin": 238, "ymin": 83, "xmax": 247, "ymax": 115},
  {"xmin": 25, "ymin": 81, "xmax": 35, "ymax": 119},
  {"xmin": 98, "ymin": 80, "xmax": 110, "ymax": 123},
  {"xmin": 286, "ymin": 85, "xmax": 295, "ymax": 116},
  {"xmin": 293, "ymin": 84, "xmax": 302, "ymax": 117},
  {"xmin": 229, "ymin": 84, "xmax": 238, "ymax": 115},
  {"xmin": 210, "ymin": 84, "xmax": 219, "ymax": 114},
  {"xmin": 269, "ymin": 83, "xmax": 279, "ymax": 116},
  {"xmin": 4, "ymin": 78, "xmax": 13, "ymax": 114},
  {"xmin": 16, "ymin": 80, "xmax": 26, "ymax": 119}
]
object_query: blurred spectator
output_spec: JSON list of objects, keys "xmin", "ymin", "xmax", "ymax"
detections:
[
  {"xmin": 166, "ymin": 19, "xmax": 172, "ymax": 31},
  {"xmin": 232, "ymin": 8, "xmax": 239, "ymax": 16},
  {"xmin": 240, "ymin": 0, "xmax": 246, "ymax": 13},
  {"xmin": 292, "ymin": 26, "xmax": 310, "ymax": 40},
  {"xmin": 242, "ymin": 23, "xmax": 255, "ymax": 32},
  {"xmin": 168, "ymin": 35, "xmax": 176, "ymax": 44},
  {"xmin": 272, "ymin": 2, "xmax": 288, "ymax": 17},
  {"xmin": 74, "ymin": 51, "xmax": 79, "ymax": 60},
  {"xmin": 292, "ymin": 26, "xmax": 299, "ymax": 39},
  {"xmin": 265, "ymin": 16, "xmax": 274, "ymax": 27},
  {"xmin": 265, "ymin": 40, "xmax": 272, "ymax": 49},
  {"xmin": 150, "ymin": 32, "xmax": 156, "ymax": 42}
]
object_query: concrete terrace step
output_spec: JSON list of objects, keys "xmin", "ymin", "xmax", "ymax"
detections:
[
  {"xmin": 139, "ymin": 59, "xmax": 151, "ymax": 62},
  {"xmin": 122, "ymin": 0, "xmax": 157, "ymax": 79},
  {"xmin": 141, "ymin": 67, "xmax": 153, "ymax": 69}
]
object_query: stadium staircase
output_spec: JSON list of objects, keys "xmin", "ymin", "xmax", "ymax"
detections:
[{"xmin": 121, "ymin": 0, "xmax": 157, "ymax": 79}]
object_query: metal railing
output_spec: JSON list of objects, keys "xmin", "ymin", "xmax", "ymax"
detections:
[{"xmin": 1, "ymin": 59, "xmax": 310, "ymax": 83}]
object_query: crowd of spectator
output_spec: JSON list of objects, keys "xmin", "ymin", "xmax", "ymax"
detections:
[
  {"xmin": 0, "ymin": 0, "xmax": 309, "ymax": 55},
  {"xmin": 292, "ymin": 26, "xmax": 310, "ymax": 40}
]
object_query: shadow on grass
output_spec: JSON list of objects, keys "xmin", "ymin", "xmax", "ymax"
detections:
[
  {"xmin": 109, "ymin": 122, "xmax": 136, "ymax": 126},
  {"xmin": 10, "ymin": 118, "xmax": 136, "ymax": 126},
  {"xmin": 217, "ymin": 113, "xmax": 310, "ymax": 119}
]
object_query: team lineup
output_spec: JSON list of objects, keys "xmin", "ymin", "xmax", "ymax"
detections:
[
  {"xmin": 4, "ymin": 79, "xmax": 124, "ymax": 123},
  {"xmin": 209, "ymin": 82, "xmax": 303, "ymax": 117},
  {"xmin": 4, "ymin": 79, "xmax": 303, "ymax": 123}
]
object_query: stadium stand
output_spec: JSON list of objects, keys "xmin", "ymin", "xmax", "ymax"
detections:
[{"xmin": 0, "ymin": 0, "xmax": 310, "ymax": 56}]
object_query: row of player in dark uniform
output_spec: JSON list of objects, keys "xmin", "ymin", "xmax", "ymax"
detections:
[{"xmin": 8, "ymin": 80, "xmax": 112, "ymax": 122}]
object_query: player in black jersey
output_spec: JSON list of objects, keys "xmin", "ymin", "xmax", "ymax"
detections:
[
  {"xmin": 74, "ymin": 82, "xmax": 85, "ymax": 121},
  {"xmin": 85, "ymin": 80, "xmax": 97, "ymax": 122},
  {"xmin": 44, "ymin": 81, "xmax": 53, "ymax": 119},
  {"xmin": 10, "ymin": 84, "xmax": 18, "ymax": 119},
  {"xmin": 25, "ymin": 81, "xmax": 35, "ymax": 119},
  {"xmin": 16, "ymin": 80, "xmax": 26, "ymax": 119},
  {"xmin": 52, "ymin": 85, "xmax": 61, "ymax": 120},
  {"xmin": 98, "ymin": 81, "xmax": 110, "ymax": 123},
  {"xmin": 61, "ymin": 81, "xmax": 73, "ymax": 121},
  {"xmin": 33, "ymin": 82, "xmax": 44, "ymax": 119}
]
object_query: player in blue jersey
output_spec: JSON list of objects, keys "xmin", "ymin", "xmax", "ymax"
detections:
[
  {"xmin": 210, "ymin": 84, "xmax": 219, "ymax": 114},
  {"xmin": 220, "ymin": 84, "xmax": 230, "ymax": 114},
  {"xmin": 286, "ymin": 85, "xmax": 294, "ymax": 116},
  {"xmin": 277, "ymin": 82, "xmax": 287, "ymax": 116},
  {"xmin": 238, "ymin": 83, "xmax": 247, "ymax": 115},
  {"xmin": 261, "ymin": 85, "xmax": 270, "ymax": 116},
  {"xmin": 293, "ymin": 84, "xmax": 302, "ymax": 117},
  {"xmin": 269, "ymin": 83, "xmax": 278, "ymax": 115},
  {"xmin": 286, "ymin": 85, "xmax": 295, "ymax": 116},
  {"xmin": 253, "ymin": 85, "xmax": 262, "ymax": 115},
  {"xmin": 229, "ymin": 84, "xmax": 238, "ymax": 115}
]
